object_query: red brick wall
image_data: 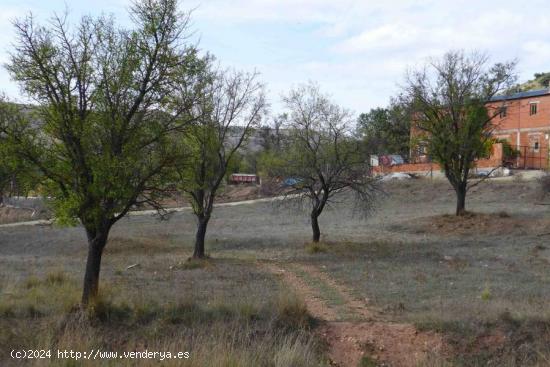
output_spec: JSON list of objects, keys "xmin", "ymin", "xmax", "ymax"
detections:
[
  {"xmin": 488, "ymin": 94, "xmax": 550, "ymax": 133},
  {"xmin": 373, "ymin": 143, "xmax": 503, "ymax": 175},
  {"xmin": 488, "ymin": 94, "xmax": 550, "ymax": 155},
  {"xmin": 409, "ymin": 93, "xmax": 550, "ymax": 170}
]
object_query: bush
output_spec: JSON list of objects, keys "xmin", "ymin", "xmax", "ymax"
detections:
[
  {"xmin": 274, "ymin": 292, "xmax": 312, "ymax": 331},
  {"xmin": 496, "ymin": 139, "xmax": 520, "ymax": 160},
  {"xmin": 480, "ymin": 285, "xmax": 492, "ymax": 301}
]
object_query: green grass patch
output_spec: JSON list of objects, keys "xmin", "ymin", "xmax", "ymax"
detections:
[
  {"xmin": 177, "ymin": 257, "xmax": 214, "ymax": 270},
  {"xmin": 358, "ymin": 355, "xmax": 378, "ymax": 367},
  {"xmin": 305, "ymin": 242, "xmax": 329, "ymax": 254}
]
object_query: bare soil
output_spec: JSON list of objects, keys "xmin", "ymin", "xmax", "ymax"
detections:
[{"xmin": 403, "ymin": 211, "xmax": 550, "ymax": 237}]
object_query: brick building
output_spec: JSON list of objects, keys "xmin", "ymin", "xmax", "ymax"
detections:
[
  {"xmin": 409, "ymin": 88, "xmax": 550, "ymax": 170},
  {"xmin": 488, "ymin": 88, "xmax": 550, "ymax": 169}
]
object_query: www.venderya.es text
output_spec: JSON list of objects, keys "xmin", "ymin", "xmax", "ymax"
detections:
[{"xmin": 11, "ymin": 349, "xmax": 190, "ymax": 361}]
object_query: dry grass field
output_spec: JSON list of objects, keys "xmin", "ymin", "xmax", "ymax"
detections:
[{"xmin": 2, "ymin": 177, "xmax": 550, "ymax": 366}]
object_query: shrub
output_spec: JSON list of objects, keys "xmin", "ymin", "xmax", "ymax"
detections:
[
  {"xmin": 481, "ymin": 285, "xmax": 492, "ymax": 301},
  {"xmin": 274, "ymin": 292, "xmax": 312, "ymax": 331},
  {"xmin": 497, "ymin": 139, "xmax": 520, "ymax": 160}
]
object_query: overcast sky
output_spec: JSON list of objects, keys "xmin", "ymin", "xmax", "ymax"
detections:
[{"xmin": 1, "ymin": 0, "xmax": 550, "ymax": 117}]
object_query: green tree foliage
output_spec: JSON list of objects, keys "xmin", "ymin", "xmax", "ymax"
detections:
[
  {"xmin": 257, "ymin": 149, "xmax": 286, "ymax": 179},
  {"xmin": 175, "ymin": 68, "xmax": 266, "ymax": 258},
  {"xmin": 276, "ymin": 83, "xmax": 378, "ymax": 242},
  {"xmin": 403, "ymin": 51, "xmax": 516, "ymax": 215},
  {"xmin": 356, "ymin": 101, "xmax": 411, "ymax": 157},
  {"xmin": 0, "ymin": 141, "xmax": 16, "ymax": 205},
  {"xmin": 0, "ymin": 0, "xmax": 205, "ymax": 304},
  {"xmin": 0, "ymin": 147, "xmax": 37, "ymax": 205},
  {"xmin": 496, "ymin": 139, "xmax": 519, "ymax": 161}
]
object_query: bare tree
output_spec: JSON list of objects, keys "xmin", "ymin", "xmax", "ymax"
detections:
[
  {"xmin": 403, "ymin": 51, "xmax": 516, "ymax": 215},
  {"xmin": 175, "ymin": 67, "xmax": 266, "ymax": 258},
  {"xmin": 259, "ymin": 113, "xmax": 286, "ymax": 151},
  {"xmin": 0, "ymin": 0, "xmax": 205, "ymax": 305},
  {"xmin": 278, "ymin": 83, "xmax": 378, "ymax": 242}
]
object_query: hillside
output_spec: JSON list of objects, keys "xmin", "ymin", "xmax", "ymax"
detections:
[{"xmin": 517, "ymin": 72, "xmax": 550, "ymax": 91}]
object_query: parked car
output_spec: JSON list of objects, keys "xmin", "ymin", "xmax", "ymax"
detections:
[
  {"xmin": 283, "ymin": 177, "xmax": 303, "ymax": 187},
  {"xmin": 379, "ymin": 154, "xmax": 405, "ymax": 166}
]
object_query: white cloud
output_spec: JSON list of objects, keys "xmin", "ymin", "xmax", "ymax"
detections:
[
  {"xmin": 1, "ymin": 0, "xmax": 550, "ymax": 112},
  {"xmin": 335, "ymin": 24, "xmax": 421, "ymax": 53}
]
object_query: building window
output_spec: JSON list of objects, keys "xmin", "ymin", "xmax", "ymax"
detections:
[
  {"xmin": 534, "ymin": 141, "xmax": 540, "ymax": 152},
  {"xmin": 499, "ymin": 106, "xmax": 507, "ymax": 118},
  {"xmin": 530, "ymin": 103, "xmax": 538, "ymax": 116}
]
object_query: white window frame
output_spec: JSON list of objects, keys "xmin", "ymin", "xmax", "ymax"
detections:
[{"xmin": 529, "ymin": 101, "xmax": 539, "ymax": 116}]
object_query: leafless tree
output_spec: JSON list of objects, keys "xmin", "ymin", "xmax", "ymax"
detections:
[
  {"xmin": 277, "ymin": 83, "xmax": 378, "ymax": 242},
  {"xmin": 175, "ymin": 67, "xmax": 266, "ymax": 258}
]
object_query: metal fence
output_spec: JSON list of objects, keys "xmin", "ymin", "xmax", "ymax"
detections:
[{"xmin": 505, "ymin": 146, "xmax": 549, "ymax": 170}]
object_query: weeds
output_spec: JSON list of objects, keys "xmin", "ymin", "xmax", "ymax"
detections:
[
  {"xmin": 177, "ymin": 257, "xmax": 213, "ymax": 270},
  {"xmin": 0, "ymin": 270, "xmax": 325, "ymax": 367},
  {"xmin": 305, "ymin": 242, "xmax": 329, "ymax": 254},
  {"xmin": 358, "ymin": 355, "xmax": 378, "ymax": 367},
  {"xmin": 274, "ymin": 291, "xmax": 313, "ymax": 331},
  {"xmin": 481, "ymin": 284, "xmax": 492, "ymax": 301}
]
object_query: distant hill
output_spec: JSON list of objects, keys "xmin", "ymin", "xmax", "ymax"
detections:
[{"xmin": 515, "ymin": 72, "xmax": 550, "ymax": 91}]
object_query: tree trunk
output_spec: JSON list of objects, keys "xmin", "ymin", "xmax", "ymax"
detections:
[
  {"xmin": 455, "ymin": 184, "xmax": 467, "ymax": 216},
  {"xmin": 193, "ymin": 216, "xmax": 210, "ymax": 258},
  {"xmin": 311, "ymin": 212, "xmax": 321, "ymax": 242},
  {"xmin": 82, "ymin": 229, "xmax": 108, "ymax": 306}
]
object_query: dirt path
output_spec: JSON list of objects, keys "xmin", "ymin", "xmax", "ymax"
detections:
[
  {"xmin": 266, "ymin": 262, "xmax": 445, "ymax": 367},
  {"xmin": 0, "ymin": 194, "xmax": 295, "ymax": 228}
]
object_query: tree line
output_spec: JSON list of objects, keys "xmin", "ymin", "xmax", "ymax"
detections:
[
  {"xmin": 0, "ymin": 0, "xmax": 519, "ymax": 305},
  {"xmin": 0, "ymin": 0, "xmax": 379, "ymax": 305}
]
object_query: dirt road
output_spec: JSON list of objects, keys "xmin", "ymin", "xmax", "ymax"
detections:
[{"xmin": 267, "ymin": 262, "xmax": 445, "ymax": 367}]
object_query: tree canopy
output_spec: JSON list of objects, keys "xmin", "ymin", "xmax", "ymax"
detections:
[
  {"xmin": 174, "ymin": 66, "xmax": 266, "ymax": 258},
  {"xmin": 403, "ymin": 50, "xmax": 516, "ymax": 215},
  {"xmin": 275, "ymin": 83, "xmax": 378, "ymax": 242},
  {"xmin": 0, "ymin": 0, "xmax": 207, "ymax": 304},
  {"xmin": 356, "ymin": 100, "xmax": 411, "ymax": 157}
]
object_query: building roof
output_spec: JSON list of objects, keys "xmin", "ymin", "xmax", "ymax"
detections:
[{"xmin": 490, "ymin": 88, "xmax": 549, "ymax": 102}]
